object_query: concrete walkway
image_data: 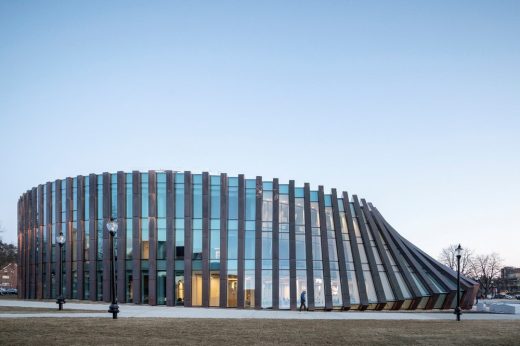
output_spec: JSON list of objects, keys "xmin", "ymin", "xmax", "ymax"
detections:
[{"xmin": 1, "ymin": 299, "xmax": 520, "ymax": 320}]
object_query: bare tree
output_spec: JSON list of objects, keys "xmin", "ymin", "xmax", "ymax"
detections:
[
  {"xmin": 0, "ymin": 221, "xmax": 17, "ymax": 268},
  {"xmin": 438, "ymin": 244, "xmax": 474, "ymax": 276},
  {"xmin": 470, "ymin": 253, "xmax": 503, "ymax": 298}
]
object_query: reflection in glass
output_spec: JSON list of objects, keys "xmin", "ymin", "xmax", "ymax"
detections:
[
  {"xmin": 279, "ymin": 270, "xmax": 290, "ymax": 309},
  {"xmin": 295, "ymin": 198, "xmax": 305, "ymax": 225},
  {"xmin": 313, "ymin": 270, "xmax": 325, "ymax": 308},
  {"xmin": 245, "ymin": 270, "xmax": 255, "ymax": 308},
  {"xmin": 261, "ymin": 270, "xmax": 272, "ymax": 308},
  {"xmin": 141, "ymin": 222, "xmax": 149, "ymax": 259},
  {"xmin": 262, "ymin": 232, "xmax": 272, "ymax": 259},
  {"xmin": 126, "ymin": 174, "xmax": 132, "ymax": 217},
  {"xmin": 330, "ymin": 270, "xmax": 343, "ymax": 307},
  {"xmin": 279, "ymin": 233, "xmax": 289, "ymax": 260},
  {"xmin": 141, "ymin": 173, "xmax": 148, "ymax": 217},
  {"xmin": 97, "ymin": 176, "xmax": 103, "ymax": 220},
  {"xmin": 175, "ymin": 184, "xmax": 184, "ymax": 218},
  {"xmin": 210, "ymin": 229, "xmax": 220, "ymax": 259},
  {"xmin": 245, "ymin": 231, "xmax": 255, "ymax": 259},
  {"xmin": 279, "ymin": 195, "xmax": 289, "ymax": 223},
  {"xmin": 262, "ymin": 192, "xmax": 273, "ymax": 221},
  {"xmin": 347, "ymin": 271, "xmax": 360, "ymax": 304},
  {"xmin": 379, "ymin": 271, "xmax": 395, "ymax": 301},
  {"xmin": 210, "ymin": 184, "xmax": 220, "ymax": 219},
  {"xmin": 328, "ymin": 238, "xmax": 338, "ymax": 262},
  {"xmin": 192, "ymin": 229, "xmax": 202, "ymax": 260},
  {"xmin": 312, "ymin": 234, "xmax": 322, "ymax": 260},
  {"xmin": 296, "ymin": 234, "xmax": 306, "ymax": 260},
  {"xmin": 363, "ymin": 271, "xmax": 378, "ymax": 303},
  {"xmin": 228, "ymin": 186, "xmax": 238, "ymax": 220},
  {"xmin": 296, "ymin": 270, "xmax": 307, "ymax": 305},
  {"xmin": 228, "ymin": 230, "xmax": 238, "ymax": 259},
  {"xmin": 157, "ymin": 271, "xmax": 166, "ymax": 305},
  {"xmin": 324, "ymin": 206, "xmax": 334, "ymax": 231},
  {"xmin": 310, "ymin": 202, "xmax": 319, "ymax": 227},
  {"xmin": 111, "ymin": 174, "xmax": 117, "ymax": 219},
  {"xmin": 157, "ymin": 181, "xmax": 166, "ymax": 218},
  {"xmin": 193, "ymin": 184, "xmax": 202, "ymax": 219},
  {"xmin": 245, "ymin": 187, "xmax": 256, "ymax": 221}
]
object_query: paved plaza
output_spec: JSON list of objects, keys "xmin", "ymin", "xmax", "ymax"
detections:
[{"xmin": 1, "ymin": 299, "xmax": 520, "ymax": 320}]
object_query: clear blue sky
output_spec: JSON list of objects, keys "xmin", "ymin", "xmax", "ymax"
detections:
[{"xmin": 1, "ymin": 1, "xmax": 519, "ymax": 265}]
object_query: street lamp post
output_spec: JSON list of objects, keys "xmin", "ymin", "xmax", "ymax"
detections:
[
  {"xmin": 455, "ymin": 244, "xmax": 462, "ymax": 321},
  {"xmin": 56, "ymin": 232, "xmax": 66, "ymax": 310},
  {"xmin": 107, "ymin": 219, "xmax": 119, "ymax": 319}
]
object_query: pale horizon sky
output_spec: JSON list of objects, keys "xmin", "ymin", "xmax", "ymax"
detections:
[{"xmin": 1, "ymin": 1, "xmax": 519, "ymax": 266}]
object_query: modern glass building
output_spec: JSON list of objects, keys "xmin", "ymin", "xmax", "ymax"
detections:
[{"xmin": 17, "ymin": 171, "xmax": 478, "ymax": 310}]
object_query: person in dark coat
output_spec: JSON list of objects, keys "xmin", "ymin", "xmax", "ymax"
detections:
[{"xmin": 299, "ymin": 290, "xmax": 307, "ymax": 311}]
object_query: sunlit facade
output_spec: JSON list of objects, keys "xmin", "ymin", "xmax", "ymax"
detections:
[{"xmin": 17, "ymin": 170, "xmax": 478, "ymax": 310}]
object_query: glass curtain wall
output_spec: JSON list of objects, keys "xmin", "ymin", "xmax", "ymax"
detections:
[
  {"xmin": 84, "ymin": 179, "xmax": 90, "ymax": 299},
  {"xmin": 96, "ymin": 176, "xmax": 103, "ymax": 301},
  {"xmin": 278, "ymin": 185, "xmax": 290, "ymax": 309},
  {"xmin": 157, "ymin": 172, "xmax": 167, "ymax": 305},
  {"xmin": 295, "ymin": 188, "xmax": 307, "ymax": 307},
  {"xmin": 361, "ymin": 209, "xmax": 395, "ymax": 305},
  {"xmin": 61, "ymin": 180, "xmax": 66, "ymax": 297},
  {"xmin": 42, "ymin": 186, "xmax": 47, "ymax": 297},
  {"xmin": 324, "ymin": 195, "xmax": 342, "ymax": 308},
  {"xmin": 366, "ymin": 210, "xmax": 414, "ymax": 306},
  {"xmin": 227, "ymin": 177, "xmax": 238, "ymax": 307},
  {"xmin": 209, "ymin": 175, "xmax": 221, "ymax": 306},
  {"xmin": 244, "ymin": 179, "xmax": 256, "ymax": 308},
  {"xmin": 19, "ymin": 172, "xmax": 478, "ymax": 311},
  {"xmin": 310, "ymin": 192, "xmax": 324, "ymax": 308},
  {"xmin": 35, "ymin": 189, "xmax": 39, "ymax": 299},
  {"xmin": 174, "ymin": 173, "xmax": 185, "ymax": 305},
  {"xmin": 141, "ymin": 173, "xmax": 149, "ymax": 304},
  {"xmin": 125, "ymin": 173, "xmax": 133, "ymax": 302},
  {"xmin": 261, "ymin": 182, "xmax": 273, "ymax": 309},
  {"xmin": 110, "ymin": 175, "xmax": 117, "ymax": 302},
  {"xmin": 72, "ymin": 178, "xmax": 78, "ymax": 299},
  {"xmin": 351, "ymin": 203, "xmax": 378, "ymax": 304},
  {"xmin": 337, "ymin": 199, "xmax": 360, "ymax": 305},
  {"xmin": 192, "ymin": 174, "xmax": 203, "ymax": 306},
  {"xmin": 51, "ymin": 182, "xmax": 56, "ymax": 299}
]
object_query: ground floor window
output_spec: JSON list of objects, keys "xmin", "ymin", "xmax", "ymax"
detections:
[
  {"xmin": 210, "ymin": 272, "xmax": 220, "ymax": 306},
  {"xmin": 245, "ymin": 271, "xmax": 255, "ymax": 308},
  {"xmin": 192, "ymin": 272, "xmax": 202, "ymax": 306},
  {"xmin": 175, "ymin": 273, "xmax": 184, "ymax": 305},
  {"xmin": 262, "ymin": 270, "xmax": 272, "ymax": 308},
  {"xmin": 227, "ymin": 275, "xmax": 237, "ymax": 307},
  {"xmin": 157, "ymin": 271, "xmax": 166, "ymax": 305},
  {"xmin": 126, "ymin": 271, "xmax": 133, "ymax": 303},
  {"xmin": 279, "ymin": 270, "xmax": 290, "ymax": 309},
  {"xmin": 141, "ymin": 271, "xmax": 149, "ymax": 304}
]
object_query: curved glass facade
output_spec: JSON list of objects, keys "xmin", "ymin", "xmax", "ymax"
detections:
[{"xmin": 17, "ymin": 170, "xmax": 478, "ymax": 310}]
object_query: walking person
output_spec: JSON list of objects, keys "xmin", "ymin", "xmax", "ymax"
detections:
[{"xmin": 299, "ymin": 290, "xmax": 307, "ymax": 311}]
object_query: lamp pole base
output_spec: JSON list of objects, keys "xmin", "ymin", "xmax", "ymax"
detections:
[
  {"xmin": 454, "ymin": 306, "xmax": 462, "ymax": 321},
  {"xmin": 56, "ymin": 296, "xmax": 66, "ymax": 311},
  {"xmin": 108, "ymin": 303, "xmax": 120, "ymax": 319}
]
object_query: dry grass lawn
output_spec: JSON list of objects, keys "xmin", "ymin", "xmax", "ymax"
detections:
[
  {"xmin": 0, "ymin": 306, "xmax": 103, "ymax": 314},
  {"xmin": 1, "ymin": 318, "xmax": 520, "ymax": 345}
]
